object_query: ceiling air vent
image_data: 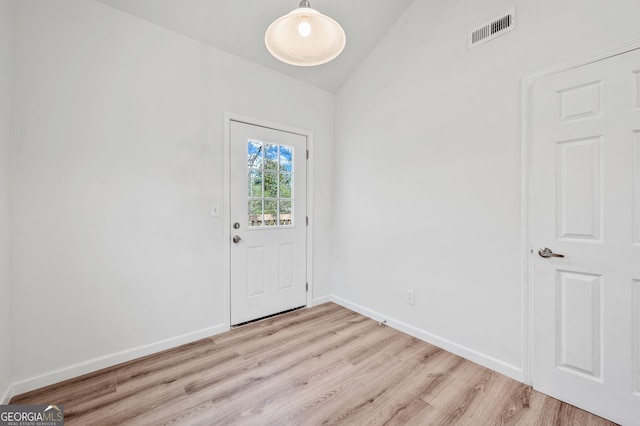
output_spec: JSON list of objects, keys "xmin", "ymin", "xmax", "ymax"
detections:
[{"xmin": 468, "ymin": 9, "xmax": 515, "ymax": 49}]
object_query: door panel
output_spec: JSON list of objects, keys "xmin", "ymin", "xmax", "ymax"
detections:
[
  {"xmin": 556, "ymin": 137, "xmax": 601, "ymax": 240},
  {"xmin": 531, "ymin": 47, "xmax": 640, "ymax": 425},
  {"xmin": 247, "ymin": 246, "xmax": 266, "ymax": 297},
  {"xmin": 634, "ymin": 133, "xmax": 640, "ymax": 245},
  {"xmin": 278, "ymin": 244, "xmax": 294, "ymax": 289},
  {"xmin": 230, "ymin": 120, "xmax": 307, "ymax": 325},
  {"xmin": 635, "ymin": 71, "xmax": 640, "ymax": 108},
  {"xmin": 556, "ymin": 270, "xmax": 602, "ymax": 379},
  {"xmin": 634, "ymin": 279, "xmax": 640, "ymax": 395},
  {"xmin": 558, "ymin": 81, "xmax": 601, "ymax": 122}
]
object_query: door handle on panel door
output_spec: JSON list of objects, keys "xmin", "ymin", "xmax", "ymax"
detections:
[
  {"xmin": 232, "ymin": 235, "xmax": 241, "ymax": 244},
  {"xmin": 538, "ymin": 247, "xmax": 564, "ymax": 258}
]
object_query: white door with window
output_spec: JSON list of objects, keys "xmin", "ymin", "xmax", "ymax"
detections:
[
  {"xmin": 531, "ymin": 48, "xmax": 640, "ymax": 424},
  {"xmin": 230, "ymin": 120, "xmax": 307, "ymax": 325}
]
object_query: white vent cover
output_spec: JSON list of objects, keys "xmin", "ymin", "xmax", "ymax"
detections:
[{"xmin": 468, "ymin": 9, "xmax": 515, "ymax": 49}]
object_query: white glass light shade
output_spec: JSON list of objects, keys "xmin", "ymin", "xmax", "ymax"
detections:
[{"xmin": 265, "ymin": 7, "xmax": 346, "ymax": 67}]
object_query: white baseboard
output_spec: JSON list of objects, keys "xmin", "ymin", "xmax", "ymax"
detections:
[
  {"xmin": 310, "ymin": 295, "xmax": 331, "ymax": 306},
  {"xmin": 331, "ymin": 296, "xmax": 524, "ymax": 382},
  {"xmin": 10, "ymin": 323, "xmax": 227, "ymax": 397},
  {"xmin": 8, "ymin": 297, "xmax": 524, "ymax": 399},
  {"xmin": 1, "ymin": 384, "xmax": 10, "ymax": 404}
]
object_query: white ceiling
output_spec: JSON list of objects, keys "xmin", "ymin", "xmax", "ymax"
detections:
[{"xmin": 96, "ymin": 0, "xmax": 416, "ymax": 93}]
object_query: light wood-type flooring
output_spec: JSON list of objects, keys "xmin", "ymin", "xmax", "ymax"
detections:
[{"xmin": 11, "ymin": 303, "xmax": 617, "ymax": 425}]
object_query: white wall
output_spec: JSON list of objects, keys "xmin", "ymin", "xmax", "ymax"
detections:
[
  {"xmin": 0, "ymin": 0, "xmax": 13, "ymax": 404},
  {"xmin": 10, "ymin": 0, "xmax": 334, "ymax": 391},
  {"xmin": 332, "ymin": 0, "xmax": 640, "ymax": 379}
]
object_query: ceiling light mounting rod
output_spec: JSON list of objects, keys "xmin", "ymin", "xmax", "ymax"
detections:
[{"xmin": 264, "ymin": 0, "xmax": 346, "ymax": 67}]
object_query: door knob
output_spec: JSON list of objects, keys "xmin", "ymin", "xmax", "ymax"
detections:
[
  {"xmin": 538, "ymin": 247, "xmax": 564, "ymax": 258},
  {"xmin": 232, "ymin": 235, "xmax": 241, "ymax": 244}
]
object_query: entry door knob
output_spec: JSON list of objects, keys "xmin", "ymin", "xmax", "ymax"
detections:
[
  {"xmin": 232, "ymin": 235, "xmax": 241, "ymax": 244},
  {"xmin": 538, "ymin": 247, "xmax": 564, "ymax": 258}
]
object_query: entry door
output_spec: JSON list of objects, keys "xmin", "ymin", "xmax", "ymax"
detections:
[
  {"xmin": 531, "ymin": 48, "xmax": 640, "ymax": 424},
  {"xmin": 230, "ymin": 120, "xmax": 307, "ymax": 325}
]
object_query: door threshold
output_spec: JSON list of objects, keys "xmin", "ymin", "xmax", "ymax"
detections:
[{"xmin": 232, "ymin": 305, "xmax": 306, "ymax": 328}]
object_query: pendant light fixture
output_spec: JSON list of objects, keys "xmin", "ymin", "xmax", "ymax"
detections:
[{"xmin": 265, "ymin": 0, "xmax": 346, "ymax": 67}]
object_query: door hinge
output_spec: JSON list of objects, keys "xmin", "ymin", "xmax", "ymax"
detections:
[
  {"xmin": 306, "ymin": 283, "xmax": 308, "ymax": 292},
  {"xmin": 306, "ymin": 216, "xmax": 309, "ymax": 226},
  {"xmin": 306, "ymin": 149, "xmax": 309, "ymax": 159}
]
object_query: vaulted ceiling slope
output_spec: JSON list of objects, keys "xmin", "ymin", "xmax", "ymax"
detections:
[{"xmin": 97, "ymin": 0, "xmax": 416, "ymax": 93}]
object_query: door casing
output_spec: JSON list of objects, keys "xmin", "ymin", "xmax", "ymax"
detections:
[
  {"xmin": 223, "ymin": 112, "xmax": 314, "ymax": 330},
  {"xmin": 521, "ymin": 36, "xmax": 640, "ymax": 385}
]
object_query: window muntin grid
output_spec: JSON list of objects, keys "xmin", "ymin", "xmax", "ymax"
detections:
[{"xmin": 247, "ymin": 141, "xmax": 294, "ymax": 227}]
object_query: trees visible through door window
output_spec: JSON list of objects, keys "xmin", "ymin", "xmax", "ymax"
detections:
[{"xmin": 248, "ymin": 141, "xmax": 293, "ymax": 227}]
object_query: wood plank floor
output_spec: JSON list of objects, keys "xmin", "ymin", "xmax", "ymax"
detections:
[{"xmin": 11, "ymin": 303, "xmax": 617, "ymax": 425}]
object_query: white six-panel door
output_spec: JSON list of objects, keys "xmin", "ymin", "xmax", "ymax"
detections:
[
  {"xmin": 531, "ymin": 48, "xmax": 640, "ymax": 425},
  {"xmin": 230, "ymin": 120, "xmax": 307, "ymax": 325}
]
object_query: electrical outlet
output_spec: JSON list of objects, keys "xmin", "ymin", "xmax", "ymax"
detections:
[{"xmin": 406, "ymin": 289, "xmax": 415, "ymax": 305}]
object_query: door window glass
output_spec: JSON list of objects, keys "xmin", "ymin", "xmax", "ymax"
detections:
[{"xmin": 248, "ymin": 140, "xmax": 294, "ymax": 227}]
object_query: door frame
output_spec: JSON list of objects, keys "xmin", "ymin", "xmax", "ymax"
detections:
[
  {"xmin": 521, "ymin": 37, "xmax": 640, "ymax": 385},
  {"xmin": 223, "ymin": 112, "xmax": 314, "ymax": 330}
]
